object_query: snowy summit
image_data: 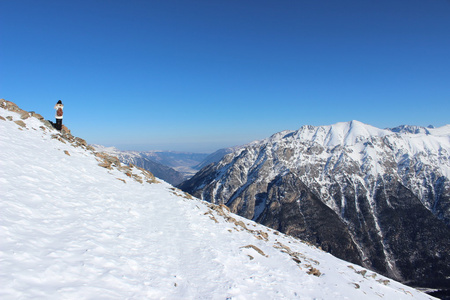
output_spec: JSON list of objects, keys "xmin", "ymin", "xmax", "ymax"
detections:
[{"xmin": 0, "ymin": 100, "xmax": 436, "ymax": 299}]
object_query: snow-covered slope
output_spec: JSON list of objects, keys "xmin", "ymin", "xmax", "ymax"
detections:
[{"xmin": 0, "ymin": 102, "xmax": 437, "ymax": 299}]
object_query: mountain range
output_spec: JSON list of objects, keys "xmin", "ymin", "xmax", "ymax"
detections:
[{"xmin": 179, "ymin": 120, "xmax": 450, "ymax": 292}]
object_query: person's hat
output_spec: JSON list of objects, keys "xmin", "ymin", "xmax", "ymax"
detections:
[{"xmin": 57, "ymin": 100, "xmax": 62, "ymax": 104}]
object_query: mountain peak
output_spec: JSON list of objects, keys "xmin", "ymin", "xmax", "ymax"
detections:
[
  {"xmin": 288, "ymin": 120, "xmax": 390, "ymax": 148},
  {"xmin": 180, "ymin": 118, "xmax": 450, "ymax": 293}
]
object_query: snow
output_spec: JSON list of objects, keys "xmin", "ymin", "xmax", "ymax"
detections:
[{"xmin": 0, "ymin": 105, "xmax": 437, "ymax": 299}]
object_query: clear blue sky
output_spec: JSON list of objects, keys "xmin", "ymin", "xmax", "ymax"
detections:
[{"xmin": 1, "ymin": 0, "xmax": 449, "ymax": 152}]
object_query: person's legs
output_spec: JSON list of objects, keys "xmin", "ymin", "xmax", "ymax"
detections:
[{"xmin": 56, "ymin": 119, "xmax": 62, "ymax": 131}]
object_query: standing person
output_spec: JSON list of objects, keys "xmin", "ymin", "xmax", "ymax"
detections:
[{"xmin": 54, "ymin": 100, "xmax": 64, "ymax": 131}]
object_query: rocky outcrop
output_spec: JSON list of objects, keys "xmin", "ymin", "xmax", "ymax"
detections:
[
  {"xmin": 179, "ymin": 121, "xmax": 450, "ymax": 290},
  {"xmin": 1, "ymin": 99, "xmax": 159, "ymax": 186},
  {"xmin": 257, "ymin": 172, "xmax": 363, "ymax": 266},
  {"xmin": 1, "ymin": 99, "xmax": 65, "ymax": 132}
]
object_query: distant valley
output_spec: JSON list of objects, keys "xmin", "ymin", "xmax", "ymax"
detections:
[{"xmin": 93, "ymin": 145, "xmax": 236, "ymax": 185}]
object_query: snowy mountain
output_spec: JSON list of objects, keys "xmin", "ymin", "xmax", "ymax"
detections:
[
  {"xmin": 179, "ymin": 120, "xmax": 450, "ymax": 292},
  {"xmin": 1, "ymin": 101, "xmax": 439, "ymax": 299},
  {"xmin": 92, "ymin": 146, "xmax": 209, "ymax": 185}
]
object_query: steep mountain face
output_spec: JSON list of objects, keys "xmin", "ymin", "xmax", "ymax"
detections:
[
  {"xmin": 3, "ymin": 101, "xmax": 437, "ymax": 299},
  {"xmin": 179, "ymin": 120, "xmax": 450, "ymax": 290},
  {"xmin": 194, "ymin": 147, "xmax": 241, "ymax": 170}
]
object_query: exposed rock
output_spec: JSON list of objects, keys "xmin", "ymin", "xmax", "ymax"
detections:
[
  {"xmin": 41, "ymin": 120, "xmax": 54, "ymax": 129},
  {"xmin": 14, "ymin": 120, "xmax": 26, "ymax": 128},
  {"xmin": 96, "ymin": 152, "xmax": 121, "ymax": 170},
  {"xmin": 240, "ymin": 244, "xmax": 267, "ymax": 257},
  {"xmin": 30, "ymin": 111, "xmax": 44, "ymax": 120},
  {"xmin": 61, "ymin": 124, "xmax": 71, "ymax": 135},
  {"xmin": 1, "ymin": 100, "xmax": 22, "ymax": 112},
  {"xmin": 74, "ymin": 137, "xmax": 87, "ymax": 148},
  {"xmin": 19, "ymin": 111, "xmax": 30, "ymax": 120},
  {"xmin": 1, "ymin": 100, "xmax": 31, "ymax": 121},
  {"xmin": 307, "ymin": 266, "xmax": 321, "ymax": 277},
  {"xmin": 51, "ymin": 134, "xmax": 66, "ymax": 144}
]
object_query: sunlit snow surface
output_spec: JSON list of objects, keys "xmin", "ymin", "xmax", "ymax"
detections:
[{"xmin": 0, "ymin": 107, "xmax": 435, "ymax": 299}]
